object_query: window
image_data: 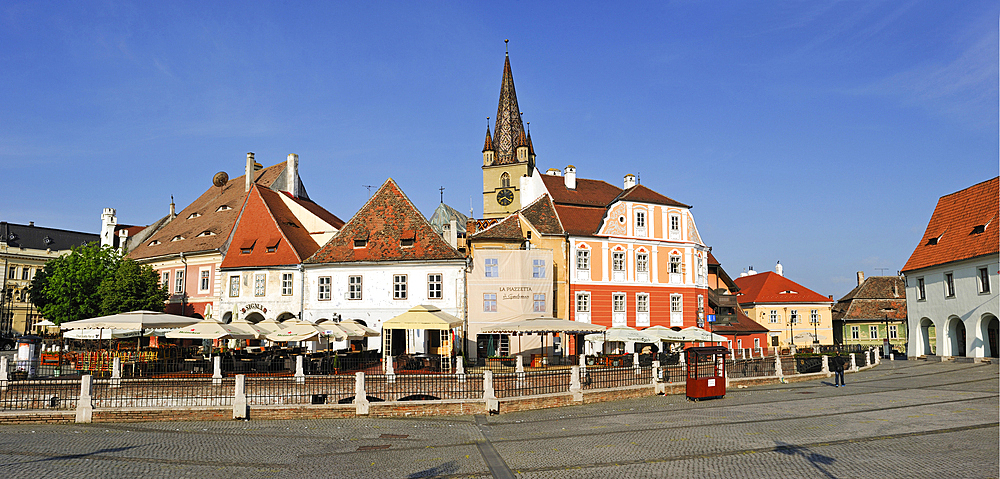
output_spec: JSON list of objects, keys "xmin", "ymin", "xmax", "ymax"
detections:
[
  {"xmin": 754, "ymin": 338, "xmax": 760, "ymax": 350},
  {"xmin": 500, "ymin": 172, "xmax": 510, "ymax": 188},
  {"xmin": 354, "ymin": 239, "xmax": 367, "ymax": 248},
  {"xmin": 348, "ymin": 275, "xmax": 363, "ymax": 300},
  {"xmin": 162, "ymin": 272, "xmax": 170, "ymax": 287},
  {"xmin": 532, "ymin": 259, "xmax": 546, "ymax": 278},
  {"xmin": 174, "ymin": 271, "xmax": 184, "ymax": 294},
  {"xmin": 790, "ymin": 310, "xmax": 799, "ymax": 324},
  {"xmin": 576, "ymin": 250, "xmax": 590, "ymax": 270},
  {"xmin": 810, "ymin": 310, "xmax": 819, "ymax": 324},
  {"xmin": 851, "ymin": 326, "xmax": 859, "ymax": 340},
  {"xmin": 484, "ymin": 293, "xmax": 497, "ymax": 312},
  {"xmin": 698, "ymin": 295, "xmax": 704, "ymax": 311},
  {"xmin": 670, "ymin": 255, "xmax": 681, "ymax": 274},
  {"xmin": 979, "ymin": 267, "xmax": 992, "ymax": 293},
  {"xmin": 317, "ymin": 277, "xmax": 331, "ymax": 300},
  {"xmin": 393, "ymin": 275, "xmax": 407, "ymax": 300},
  {"xmin": 917, "ymin": 277, "xmax": 926, "ymax": 300},
  {"xmin": 533, "ymin": 293, "xmax": 546, "ymax": 313},
  {"xmin": 613, "ymin": 293, "xmax": 626, "ymax": 312},
  {"xmin": 945, "ymin": 273, "xmax": 955, "ymax": 297},
  {"xmin": 635, "ymin": 211, "xmax": 645, "ymax": 229},
  {"xmin": 200, "ymin": 270, "xmax": 210, "ymax": 292},
  {"xmin": 427, "ymin": 274, "xmax": 442, "ymax": 299},
  {"xmin": 770, "ymin": 310, "xmax": 778, "ymax": 324},
  {"xmin": 636, "ymin": 252, "xmax": 648, "ymax": 273},
  {"xmin": 636, "ymin": 293, "xmax": 649, "ymax": 313},
  {"xmin": 7, "ymin": 266, "xmax": 15, "ymax": 279},
  {"xmin": 870, "ymin": 325, "xmax": 879, "ymax": 339},
  {"xmin": 229, "ymin": 276, "xmax": 240, "ymax": 297},
  {"xmin": 669, "ymin": 215, "xmax": 680, "ymax": 239},
  {"xmin": 21, "ymin": 267, "xmax": 29, "ymax": 280},
  {"xmin": 281, "ymin": 273, "xmax": 293, "ymax": 296},
  {"xmin": 576, "ymin": 292, "xmax": 590, "ymax": 312},
  {"xmin": 612, "ymin": 252, "xmax": 625, "ymax": 272},
  {"xmin": 484, "ymin": 258, "xmax": 498, "ymax": 278},
  {"xmin": 889, "ymin": 325, "xmax": 898, "ymax": 339},
  {"xmin": 671, "ymin": 294, "xmax": 682, "ymax": 312},
  {"xmin": 254, "ymin": 274, "xmax": 266, "ymax": 296}
]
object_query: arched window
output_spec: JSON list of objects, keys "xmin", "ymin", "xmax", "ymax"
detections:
[{"xmin": 500, "ymin": 172, "xmax": 510, "ymax": 188}]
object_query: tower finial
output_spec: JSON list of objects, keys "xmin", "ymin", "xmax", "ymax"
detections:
[
  {"xmin": 439, "ymin": 186, "xmax": 445, "ymax": 204},
  {"xmin": 505, "ymin": 39, "xmax": 508, "ymax": 55}
]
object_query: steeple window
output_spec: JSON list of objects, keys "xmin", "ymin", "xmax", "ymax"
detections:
[{"xmin": 500, "ymin": 172, "xmax": 510, "ymax": 188}]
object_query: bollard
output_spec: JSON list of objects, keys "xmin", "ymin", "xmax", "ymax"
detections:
[
  {"xmin": 822, "ymin": 355, "xmax": 830, "ymax": 376},
  {"xmin": 355, "ymin": 372, "xmax": 369, "ymax": 415},
  {"xmin": 385, "ymin": 356, "xmax": 395, "ymax": 384},
  {"xmin": 76, "ymin": 375, "xmax": 93, "ymax": 423},
  {"xmin": 294, "ymin": 356, "xmax": 305, "ymax": 384},
  {"xmin": 455, "ymin": 356, "xmax": 465, "ymax": 383},
  {"xmin": 483, "ymin": 370, "xmax": 499, "ymax": 415},
  {"xmin": 515, "ymin": 355, "xmax": 525, "ymax": 384},
  {"xmin": 0, "ymin": 356, "xmax": 7, "ymax": 391},
  {"xmin": 233, "ymin": 374, "xmax": 248, "ymax": 420},
  {"xmin": 775, "ymin": 354, "xmax": 783, "ymax": 379},
  {"xmin": 579, "ymin": 354, "xmax": 587, "ymax": 378},
  {"xmin": 633, "ymin": 352, "xmax": 641, "ymax": 374},
  {"xmin": 570, "ymin": 365, "xmax": 583, "ymax": 402},
  {"xmin": 849, "ymin": 353, "xmax": 858, "ymax": 372},
  {"xmin": 110, "ymin": 357, "xmax": 122, "ymax": 389},
  {"xmin": 212, "ymin": 356, "xmax": 222, "ymax": 386}
]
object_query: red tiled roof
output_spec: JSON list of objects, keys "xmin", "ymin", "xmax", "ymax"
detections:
[
  {"xmin": 129, "ymin": 163, "xmax": 287, "ymax": 260},
  {"xmin": 733, "ymin": 272, "xmax": 832, "ymax": 305},
  {"xmin": 470, "ymin": 214, "xmax": 523, "ymax": 240},
  {"xmin": 540, "ymin": 174, "xmax": 622, "ymax": 207},
  {"xmin": 221, "ymin": 185, "xmax": 320, "ymax": 269},
  {"xmin": 520, "ymin": 195, "xmax": 564, "ymax": 235},
  {"xmin": 902, "ymin": 177, "xmax": 999, "ymax": 273},
  {"xmin": 305, "ymin": 179, "xmax": 464, "ymax": 264},
  {"xmin": 615, "ymin": 185, "xmax": 690, "ymax": 208},
  {"xmin": 831, "ymin": 276, "xmax": 907, "ymax": 322},
  {"xmin": 553, "ymin": 205, "xmax": 608, "ymax": 236}
]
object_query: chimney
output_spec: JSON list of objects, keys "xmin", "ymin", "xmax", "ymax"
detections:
[
  {"xmin": 245, "ymin": 152, "xmax": 255, "ymax": 192},
  {"xmin": 564, "ymin": 165, "xmax": 576, "ymax": 190},
  {"xmin": 449, "ymin": 218, "xmax": 458, "ymax": 248},
  {"xmin": 775, "ymin": 261, "xmax": 783, "ymax": 276},
  {"xmin": 169, "ymin": 196, "xmax": 176, "ymax": 219},
  {"xmin": 100, "ymin": 208, "xmax": 117, "ymax": 248},
  {"xmin": 286, "ymin": 153, "xmax": 299, "ymax": 198},
  {"xmin": 857, "ymin": 271, "xmax": 865, "ymax": 286},
  {"xmin": 28, "ymin": 221, "xmax": 33, "ymax": 227},
  {"xmin": 546, "ymin": 168, "xmax": 561, "ymax": 176},
  {"xmin": 624, "ymin": 174, "xmax": 636, "ymax": 189}
]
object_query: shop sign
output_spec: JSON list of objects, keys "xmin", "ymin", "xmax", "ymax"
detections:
[{"xmin": 241, "ymin": 303, "xmax": 268, "ymax": 314}]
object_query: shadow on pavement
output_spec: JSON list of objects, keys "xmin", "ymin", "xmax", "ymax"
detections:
[
  {"xmin": 0, "ymin": 445, "xmax": 145, "ymax": 467},
  {"xmin": 407, "ymin": 460, "xmax": 458, "ymax": 478},
  {"xmin": 774, "ymin": 441, "xmax": 837, "ymax": 479}
]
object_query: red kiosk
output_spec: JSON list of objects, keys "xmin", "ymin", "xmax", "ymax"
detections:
[{"xmin": 685, "ymin": 346, "xmax": 729, "ymax": 401}]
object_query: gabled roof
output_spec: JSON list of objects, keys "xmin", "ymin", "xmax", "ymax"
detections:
[
  {"xmin": 553, "ymin": 205, "xmax": 608, "ymax": 236},
  {"xmin": 0, "ymin": 222, "xmax": 98, "ymax": 251},
  {"xmin": 733, "ymin": 272, "xmax": 832, "ymax": 305},
  {"xmin": 831, "ymin": 276, "xmax": 907, "ymax": 322},
  {"xmin": 281, "ymin": 191, "xmax": 345, "ymax": 230},
  {"xmin": 220, "ymin": 185, "xmax": 324, "ymax": 269},
  {"xmin": 540, "ymin": 174, "xmax": 622, "ymax": 207},
  {"xmin": 711, "ymin": 309, "xmax": 770, "ymax": 334},
  {"xmin": 305, "ymin": 179, "xmax": 463, "ymax": 264},
  {"xmin": 129, "ymin": 163, "xmax": 287, "ymax": 260},
  {"xmin": 469, "ymin": 213, "xmax": 523, "ymax": 241},
  {"xmin": 902, "ymin": 177, "xmax": 999, "ymax": 272},
  {"xmin": 615, "ymin": 184, "xmax": 690, "ymax": 209},
  {"xmin": 520, "ymin": 194, "xmax": 564, "ymax": 235}
]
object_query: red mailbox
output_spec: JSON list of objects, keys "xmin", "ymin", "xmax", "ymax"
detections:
[{"xmin": 685, "ymin": 346, "xmax": 729, "ymax": 401}]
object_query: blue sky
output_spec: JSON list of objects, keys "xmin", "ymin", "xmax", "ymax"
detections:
[{"xmin": 2, "ymin": 1, "xmax": 997, "ymax": 299}]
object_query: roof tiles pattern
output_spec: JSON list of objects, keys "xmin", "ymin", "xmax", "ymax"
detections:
[
  {"xmin": 902, "ymin": 177, "xmax": 999, "ymax": 272},
  {"xmin": 616, "ymin": 185, "xmax": 690, "ymax": 208},
  {"xmin": 831, "ymin": 276, "xmax": 907, "ymax": 321},
  {"xmin": 469, "ymin": 213, "xmax": 523, "ymax": 240},
  {"xmin": 220, "ymin": 185, "xmax": 321, "ymax": 269},
  {"xmin": 520, "ymin": 195, "xmax": 564, "ymax": 235},
  {"xmin": 733, "ymin": 272, "xmax": 832, "ymax": 305}
]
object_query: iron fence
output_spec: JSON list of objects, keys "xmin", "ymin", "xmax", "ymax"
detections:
[
  {"xmin": 365, "ymin": 373, "xmax": 485, "ymax": 402},
  {"xmin": 0, "ymin": 379, "xmax": 79, "ymax": 411},
  {"xmin": 726, "ymin": 357, "xmax": 777, "ymax": 378},
  {"xmin": 247, "ymin": 376, "xmax": 355, "ymax": 406},
  {"xmin": 582, "ymin": 366, "xmax": 652, "ymax": 390},
  {"xmin": 795, "ymin": 356, "xmax": 823, "ymax": 374},
  {"xmin": 92, "ymin": 378, "xmax": 234, "ymax": 408},
  {"xmin": 494, "ymin": 369, "xmax": 572, "ymax": 398}
]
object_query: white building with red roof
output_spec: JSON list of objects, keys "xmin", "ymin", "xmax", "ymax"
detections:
[
  {"xmin": 733, "ymin": 265, "xmax": 834, "ymax": 351},
  {"xmin": 902, "ymin": 177, "xmax": 998, "ymax": 359}
]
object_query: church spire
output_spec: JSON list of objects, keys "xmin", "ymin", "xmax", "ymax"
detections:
[
  {"xmin": 493, "ymin": 45, "xmax": 526, "ymax": 165},
  {"xmin": 482, "ymin": 119, "xmax": 495, "ymax": 166}
]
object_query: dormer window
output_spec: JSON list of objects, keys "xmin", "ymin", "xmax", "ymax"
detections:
[
  {"xmin": 148, "ymin": 240, "xmax": 160, "ymax": 246},
  {"xmin": 354, "ymin": 239, "xmax": 367, "ymax": 248},
  {"xmin": 171, "ymin": 235, "xmax": 184, "ymax": 242},
  {"xmin": 196, "ymin": 230, "xmax": 215, "ymax": 237},
  {"xmin": 266, "ymin": 237, "xmax": 281, "ymax": 253},
  {"xmin": 43, "ymin": 236, "xmax": 53, "ymax": 245},
  {"xmin": 239, "ymin": 239, "xmax": 256, "ymax": 254},
  {"xmin": 187, "ymin": 212, "xmax": 202, "ymax": 220},
  {"xmin": 216, "ymin": 205, "xmax": 232, "ymax": 212},
  {"xmin": 779, "ymin": 290, "xmax": 798, "ymax": 294},
  {"xmin": 926, "ymin": 234, "xmax": 941, "ymax": 245},
  {"xmin": 399, "ymin": 230, "xmax": 416, "ymax": 248},
  {"xmin": 971, "ymin": 225, "xmax": 986, "ymax": 235}
]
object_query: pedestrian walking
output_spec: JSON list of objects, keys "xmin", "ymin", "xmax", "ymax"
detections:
[{"xmin": 831, "ymin": 351, "xmax": 846, "ymax": 387}]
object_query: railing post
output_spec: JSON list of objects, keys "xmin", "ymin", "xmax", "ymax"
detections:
[
  {"xmin": 570, "ymin": 365, "xmax": 583, "ymax": 402},
  {"xmin": 515, "ymin": 355, "xmax": 525, "ymax": 384},
  {"xmin": 633, "ymin": 352, "xmax": 640, "ymax": 374},
  {"xmin": 212, "ymin": 356, "xmax": 222, "ymax": 386},
  {"xmin": 294, "ymin": 356, "xmax": 305, "ymax": 384},
  {"xmin": 110, "ymin": 357, "xmax": 121, "ymax": 388},
  {"xmin": 0, "ymin": 355, "xmax": 7, "ymax": 391},
  {"xmin": 354, "ymin": 372, "xmax": 369, "ymax": 415},
  {"xmin": 233, "ymin": 374, "xmax": 248, "ymax": 420},
  {"xmin": 483, "ymin": 370, "xmax": 498, "ymax": 415},
  {"xmin": 775, "ymin": 354, "xmax": 783, "ymax": 380},
  {"xmin": 75, "ymin": 375, "xmax": 93, "ymax": 423},
  {"xmin": 455, "ymin": 356, "xmax": 465, "ymax": 383},
  {"xmin": 849, "ymin": 353, "xmax": 858, "ymax": 372},
  {"xmin": 579, "ymin": 354, "xmax": 587, "ymax": 379},
  {"xmin": 385, "ymin": 357, "xmax": 395, "ymax": 384},
  {"xmin": 822, "ymin": 355, "xmax": 830, "ymax": 376},
  {"xmin": 652, "ymin": 360, "xmax": 666, "ymax": 394}
]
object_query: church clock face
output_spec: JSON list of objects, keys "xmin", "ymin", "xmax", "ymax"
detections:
[{"xmin": 496, "ymin": 188, "xmax": 514, "ymax": 206}]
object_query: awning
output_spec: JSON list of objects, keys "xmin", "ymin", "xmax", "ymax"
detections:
[
  {"xmin": 642, "ymin": 325, "xmax": 687, "ymax": 342},
  {"xmin": 584, "ymin": 326, "xmax": 658, "ymax": 343},
  {"xmin": 382, "ymin": 305, "xmax": 462, "ymax": 330},
  {"xmin": 164, "ymin": 319, "xmax": 259, "ymax": 340},
  {"xmin": 677, "ymin": 326, "xmax": 729, "ymax": 343},
  {"xmin": 336, "ymin": 320, "xmax": 380, "ymax": 338},
  {"xmin": 61, "ymin": 310, "xmax": 201, "ymax": 330},
  {"xmin": 483, "ymin": 316, "xmax": 606, "ymax": 334}
]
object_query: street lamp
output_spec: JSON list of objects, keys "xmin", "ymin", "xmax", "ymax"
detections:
[{"xmin": 880, "ymin": 307, "xmax": 897, "ymax": 359}]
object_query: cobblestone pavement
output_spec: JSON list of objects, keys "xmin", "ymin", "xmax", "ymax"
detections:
[{"xmin": 1, "ymin": 359, "xmax": 996, "ymax": 478}]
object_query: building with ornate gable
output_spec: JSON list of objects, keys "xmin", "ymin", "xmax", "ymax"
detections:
[{"xmin": 902, "ymin": 177, "xmax": 998, "ymax": 359}]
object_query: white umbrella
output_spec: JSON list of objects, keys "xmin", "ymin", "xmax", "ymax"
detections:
[
  {"xmin": 336, "ymin": 320, "xmax": 380, "ymax": 338},
  {"xmin": 164, "ymin": 319, "xmax": 258, "ymax": 340},
  {"xmin": 64, "ymin": 329, "xmax": 143, "ymax": 340},
  {"xmin": 61, "ymin": 310, "xmax": 200, "ymax": 330},
  {"xmin": 482, "ymin": 317, "xmax": 606, "ymax": 334},
  {"xmin": 676, "ymin": 326, "xmax": 729, "ymax": 343},
  {"xmin": 642, "ymin": 325, "xmax": 686, "ymax": 342},
  {"xmin": 794, "ymin": 332, "xmax": 826, "ymax": 341},
  {"xmin": 584, "ymin": 326, "xmax": 658, "ymax": 343}
]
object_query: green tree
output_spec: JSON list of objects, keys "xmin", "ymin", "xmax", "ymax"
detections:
[
  {"xmin": 29, "ymin": 242, "xmax": 168, "ymax": 325},
  {"xmin": 98, "ymin": 259, "xmax": 168, "ymax": 314}
]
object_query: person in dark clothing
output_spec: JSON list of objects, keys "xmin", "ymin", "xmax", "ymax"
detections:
[{"xmin": 831, "ymin": 352, "xmax": 846, "ymax": 387}]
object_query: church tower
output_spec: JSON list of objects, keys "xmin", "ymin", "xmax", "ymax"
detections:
[{"xmin": 482, "ymin": 46, "xmax": 535, "ymax": 219}]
